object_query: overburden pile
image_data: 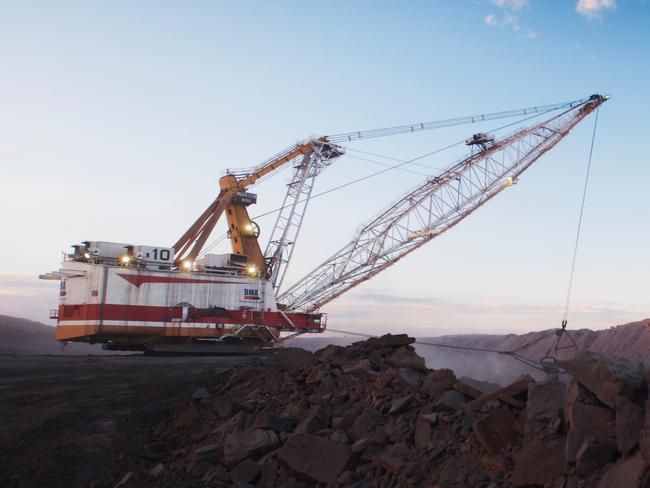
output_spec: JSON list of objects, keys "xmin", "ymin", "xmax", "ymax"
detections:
[{"xmin": 121, "ymin": 334, "xmax": 650, "ymax": 487}]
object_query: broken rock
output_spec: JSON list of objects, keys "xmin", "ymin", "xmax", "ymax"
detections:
[
  {"xmin": 342, "ymin": 359, "xmax": 375, "ymax": 376},
  {"xmin": 598, "ymin": 451, "xmax": 649, "ymax": 488},
  {"xmin": 564, "ymin": 382, "xmax": 616, "ymax": 464},
  {"xmin": 559, "ymin": 352, "xmax": 646, "ymax": 409},
  {"xmin": 386, "ymin": 346, "xmax": 426, "ymax": 371},
  {"xmin": 192, "ymin": 387, "xmax": 209, "ymax": 402},
  {"xmin": 616, "ymin": 394, "xmax": 646, "ymax": 455},
  {"xmin": 473, "ymin": 406, "xmax": 519, "ymax": 457},
  {"xmin": 295, "ymin": 403, "xmax": 330, "ymax": 434},
  {"xmin": 193, "ymin": 443, "xmax": 222, "ymax": 465},
  {"xmin": 414, "ymin": 414, "xmax": 438, "ymax": 450},
  {"xmin": 223, "ymin": 429, "xmax": 279, "ymax": 465},
  {"xmin": 231, "ymin": 458, "xmax": 260, "ymax": 485},
  {"xmin": 432, "ymin": 390, "xmax": 467, "ymax": 412},
  {"xmin": 277, "ymin": 433, "xmax": 353, "ymax": 484},
  {"xmin": 378, "ymin": 333, "xmax": 415, "ymax": 348},
  {"xmin": 575, "ymin": 439, "xmax": 617, "ymax": 478},
  {"xmin": 512, "ymin": 438, "xmax": 565, "ymax": 486},
  {"xmin": 252, "ymin": 411, "xmax": 294, "ymax": 433},
  {"xmin": 388, "ymin": 394, "xmax": 413, "ymax": 414},
  {"xmin": 525, "ymin": 378, "xmax": 566, "ymax": 442}
]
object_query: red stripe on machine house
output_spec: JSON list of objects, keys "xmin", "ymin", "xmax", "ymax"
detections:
[
  {"xmin": 56, "ymin": 303, "xmax": 321, "ymax": 330},
  {"xmin": 117, "ymin": 273, "xmax": 247, "ymax": 288}
]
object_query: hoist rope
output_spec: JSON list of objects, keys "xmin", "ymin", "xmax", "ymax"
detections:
[{"xmin": 562, "ymin": 108, "xmax": 600, "ymax": 324}]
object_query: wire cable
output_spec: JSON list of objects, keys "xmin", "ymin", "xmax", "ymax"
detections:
[
  {"xmin": 326, "ymin": 328, "xmax": 547, "ymax": 372},
  {"xmin": 200, "ymin": 103, "xmax": 571, "ymax": 257},
  {"xmin": 325, "ymin": 98, "xmax": 585, "ymax": 143},
  {"xmin": 562, "ymin": 108, "xmax": 600, "ymax": 324}
]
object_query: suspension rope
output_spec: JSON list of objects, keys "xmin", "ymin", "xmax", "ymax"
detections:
[
  {"xmin": 200, "ymin": 106, "xmax": 563, "ymax": 257},
  {"xmin": 325, "ymin": 98, "xmax": 584, "ymax": 143}
]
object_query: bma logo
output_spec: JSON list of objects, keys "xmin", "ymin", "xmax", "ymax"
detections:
[{"xmin": 243, "ymin": 288, "xmax": 260, "ymax": 301}]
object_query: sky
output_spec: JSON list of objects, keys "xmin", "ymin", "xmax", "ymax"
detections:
[{"xmin": 1, "ymin": 0, "xmax": 648, "ymax": 336}]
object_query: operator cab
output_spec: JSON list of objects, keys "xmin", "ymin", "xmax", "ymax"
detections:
[{"xmin": 465, "ymin": 132, "xmax": 495, "ymax": 147}]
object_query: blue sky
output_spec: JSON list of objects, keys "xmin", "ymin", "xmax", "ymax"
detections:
[{"xmin": 1, "ymin": 0, "xmax": 648, "ymax": 335}]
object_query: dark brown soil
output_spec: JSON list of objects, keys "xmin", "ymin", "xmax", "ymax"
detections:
[{"xmin": 0, "ymin": 355, "xmax": 250, "ymax": 488}]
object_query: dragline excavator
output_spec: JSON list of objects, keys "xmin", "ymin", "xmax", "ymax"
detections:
[{"xmin": 41, "ymin": 94, "xmax": 608, "ymax": 353}]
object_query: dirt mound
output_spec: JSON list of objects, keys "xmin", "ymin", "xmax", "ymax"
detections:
[
  {"xmin": 0, "ymin": 315, "xmax": 109, "ymax": 355},
  {"xmin": 113, "ymin": 334, "xmax": 650, "ymax": 487}
]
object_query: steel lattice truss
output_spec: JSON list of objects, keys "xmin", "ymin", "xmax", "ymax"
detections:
[
  {"xmin": 264, "ymin": 141, "xmax": 344, "ymax": 293},
  {"xmin": 278, "ymin": 96, "xmax": 606, "ymax": 312}
]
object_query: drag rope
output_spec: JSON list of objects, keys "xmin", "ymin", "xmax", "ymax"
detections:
[{"xmin": 326, "ymin": 328, "xmax": 547, "ymax": 372}]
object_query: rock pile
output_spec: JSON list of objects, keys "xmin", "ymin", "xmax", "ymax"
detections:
[{"xmin": 122, "ymin": 334, "xmax": 650, "ymax": 487}]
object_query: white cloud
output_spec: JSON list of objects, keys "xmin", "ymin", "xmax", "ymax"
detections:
[
  {"xmin": 491, "ymin": 0, "xmax": 529, "ymax": 11},
  {"xmin": 484, "ymin": 12, "xmax": 521, "ymax": 31},
  {"xmin": 484, "ymin": 13, "xmax": 498, "ymax": 25},
  {"xmin": 526, "ymin": 31, "xmax": 539, "ymax": 39},
  {"xmin": 575, "ymin": 0, "xmax": 616, "ymax": 19},
  {"xmin": 502, "ymin": 13, "xmax": 521, "ymax": 30}
]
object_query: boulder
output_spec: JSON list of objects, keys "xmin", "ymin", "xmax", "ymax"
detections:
[
  {"xmin": 576, "ymin": 439, "xmax": 617, "ymax": 478},
  {"xmin": 305, "ymin": 369, "xmax": 323, "ymax": 385},
  {"xmin": 564, "ymin": 382, "xmax": 616, "ymax": 464},
  {"xmin": 525, "ymin": 378, "xmax": 566, "ymax": 442},
  {"xmin": 414, "ymin": 414, "xmax": 438, "ymax": 450},
  {"xmin": 617, "ymin": 395, "xmax": 646, "ymax": 454},
  {"xmin": 377, "ymin": 333, "xmax": 415, "ymax": 348},
  {"xmin": 349, "ymin": 407, "xmax": 384, "ymax": 442},
  {"xmin": 512, "ymin": 438, "xmax": 565, "ymax": 486},
  {"xmin": 342, "ymin": 359, "xmax": 375, "ymax": 376},
  {"xmin": 388, "ymin": 394, "xmax": 413, "ymax": 414},
  {"xmin": 231, "ymin": 458, "xmax": 260, "ymax": 485},
  {"xmin": 642, "ymin": 367, "xmax": 650, "ymax": 463},
  {"xmin": 277, "ymin": 434, "xmax": 353, "ymax": 483},
  {"xmin": 397, "ymin": 368, "xmax": 421, "ymax": 386},
  {"xmin": 386, "ymin": 346, "xmax": 426, "ymax": 371},
  {"xmin": 469, "ymin": 375, "xmax": 533, "ymax": 412},
  {"xmin": 202, "ymin": 465, "xmax": 231, "ymax": 485},
  {"xmin": 217, "ymin": 397, "xmax": 255, "ymax": 418},
  {"xmin": 422, "ymin": 369, "xmax": 456, "ymax": 398},
  {"xmin": 253, "ymin": 412, "xmax": 294, "ymax": 433},
  {"xmin": 193, "ymin": 443, "xmax": 222, "ymax": 464},
  {"xmin": 351, "ymin": 437, "xmax": 372, "ymax": 453},
  {"xmin": 330, "ymin": 429, "xmax": 349, "ymax": 444},
  {"xmin": 316, "ymin": 345, "xmax": 345, "ymax": 363},
  {"xmin": 223, "ymin": 429, "xmax": 280, "ymax": 465},
  {"xmin": 295, "ymin": 404, "xmax": 330, "ymax": 434},
  {"xmin": 473, "ymin": 406, "xmax": 519, "ymax": 457},
  {"xmin": 376, "ymin": 443, "xmax": 414, "ymax": 475},
  {"xmin": 453, "ymin": 379, "xmax": 484, "ymax": 399},
  {"xmin": 432, "ymin": 390, "xmax": 467, "ymax": 412},
  {"xmin": 192, "ymin": 387, "xmax": 209, "ymax": 402},
  {"xmin": 558, "ymin": 352, "xmax": 646, "ymax": 409},
  {"xmin": 565, "ymin": 403, "xmax": 615, "ymax": 464},
  {"xmin": 598, "ymin": 452, "xmax": 649, "ymax": 488}
]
